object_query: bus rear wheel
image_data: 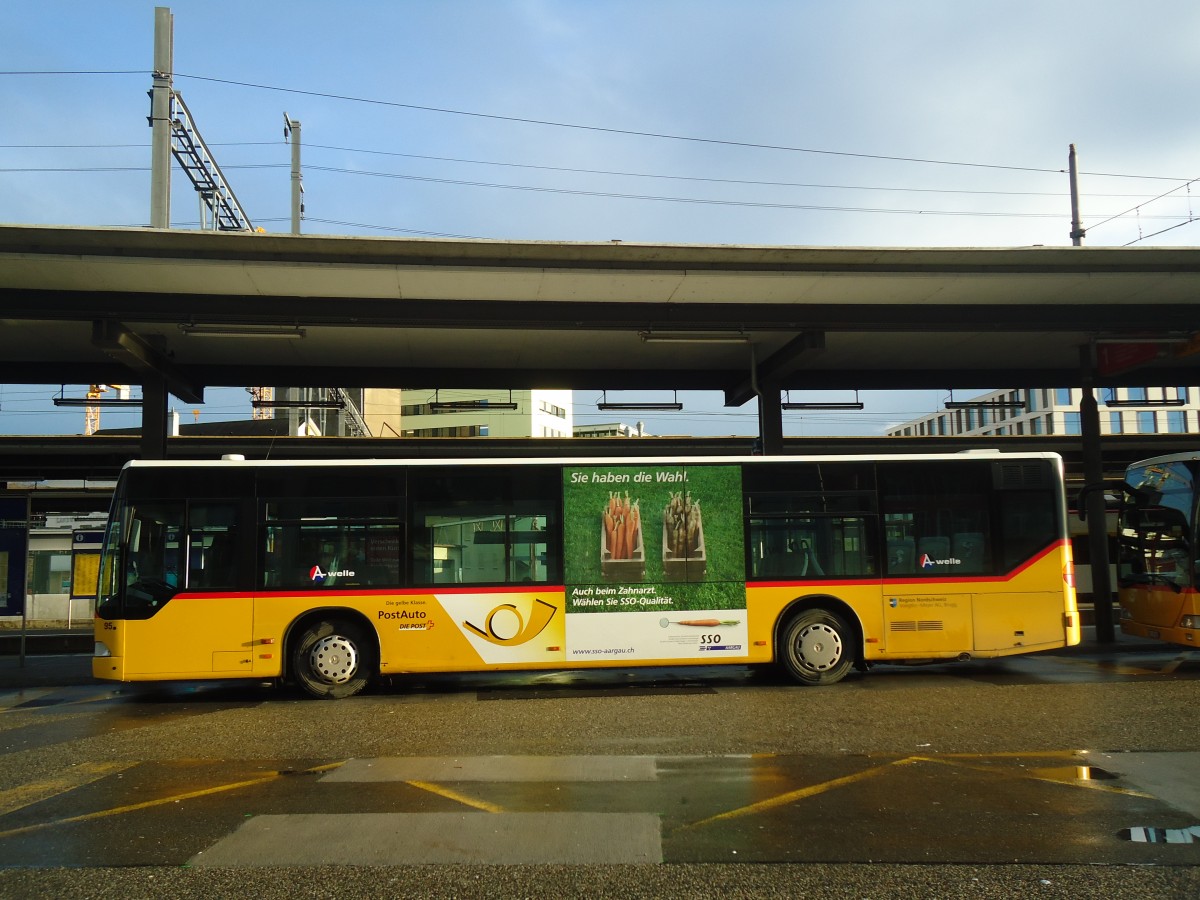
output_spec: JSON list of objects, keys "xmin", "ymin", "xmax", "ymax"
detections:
[
  {"xmin": 292, "ymin": 619, "xmax": 376, "ymax": 699},
  {"xmin": 779, "ymin": 609, "xmax": 855, "ymax": 686}
]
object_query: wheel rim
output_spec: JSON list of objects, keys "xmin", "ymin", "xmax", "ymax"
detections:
[
  {"xmin": 794, "ymin": 622, "xmax": 842, "ymax": 672},
  {"xmin": 308, "ymin": 633, "xmax": 360, "ymax": 685}
]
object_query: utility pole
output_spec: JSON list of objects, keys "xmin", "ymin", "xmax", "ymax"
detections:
[
  {"xmin": 285, "ymin": 113, "xmax": 303, "ymax": 234},
  {"xmin": 1068, "ymin": 144, "xmax": 1086, "ymax": 246},
  {"xmin": 150, "ymin": 7, "xmax": 173, "ymax": 228}
]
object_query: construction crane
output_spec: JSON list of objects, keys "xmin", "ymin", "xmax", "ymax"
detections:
[
  {"xmin": 84, "ymin": 384, "xmax": 129, "ymax": 436},
  {"xmin": 249, "ymin": 386, "xmax": 274, "ymax": 420}
]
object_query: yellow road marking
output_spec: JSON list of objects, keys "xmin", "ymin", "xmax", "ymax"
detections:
[
  {"xmin": 405, "ymin": 780, "xmax": 505, "ymax": 813},
  {"xmin": 0, "ymin": 761, "xmax": 344, "ymax": 840},
  {"xmin": 0, "ymin": 761, "xmax": 135, "ymax": 817},
  {"xmin": 681, "ymin": 756, "xmax": 921, "ymax": 830},
  {"xmin": 681, "ymin": 750, "xmax": 1159, "ymax": 831},
  {"xmin": 914, "ymin": 755, "xmax": 1157, "ymax": 798}
]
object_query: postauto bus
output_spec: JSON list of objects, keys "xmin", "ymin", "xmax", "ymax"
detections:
[
  {"xmin": 94, "ymin": 452, "xmax": 1080, "ymax": 698},
  {"xmin": 1112, "ymin": 452, "xmax": 1200, "ymax": 647}
]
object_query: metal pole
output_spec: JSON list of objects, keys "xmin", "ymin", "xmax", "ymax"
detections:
[
  {"xmin": 286, "ymin": 114, "xmax": 302, "ymax": 234},
  {"xmin": 1068, "ymin": 144, "xmax": 1085, "ymax": 246},
  {"xmin": 18, "ymin": 495, "xmax": 30, "ymax": 668},
  {"xmin": 150, "ymin": 7, "xmax": 174, "ymax": 229}
]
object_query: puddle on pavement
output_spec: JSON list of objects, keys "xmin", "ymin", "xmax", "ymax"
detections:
[
  {"xmin": 1119, "ymin": 825, "xmax": 1200, "ymax": 843},
  {"xmin": 1029, "ymin": 764, "xmax": 1118, "ymax": 783}
]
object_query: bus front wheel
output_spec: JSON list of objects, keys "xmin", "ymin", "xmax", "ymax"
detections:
[
  {"xmin": 292, "ymin": 619, "xmax": 376, "ymax": 699},
  {"xmin": 779, "ymin": 609, "xmax": 855, "ymax": 686}
]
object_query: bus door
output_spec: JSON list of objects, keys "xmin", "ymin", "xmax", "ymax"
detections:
[
  {"xmin": 882, "ymin": 530, "xmax": 974, "ymax": 651},
  {"xmin": 880, "ymin": 467, "xmax": 981, "ymax": 653},
  {"xmin": 122, "ymin": 500, "xmax": 252, "ymax": 676}
]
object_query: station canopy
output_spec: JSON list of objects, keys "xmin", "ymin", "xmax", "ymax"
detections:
[{"xmin": 3, "ymin": 224, "xmax": 1200, "ymax": 407}]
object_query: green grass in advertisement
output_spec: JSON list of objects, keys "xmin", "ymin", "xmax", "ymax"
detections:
[{"xmin": 562, "ymin": 464, "xmax": 745, "ymax": 612}]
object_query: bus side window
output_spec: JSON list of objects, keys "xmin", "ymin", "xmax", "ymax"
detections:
[
  {"xmin": 887, "ymin": 538, "xmax": 916, "ymax": 574},
  {"xmin": 187, "ymin": 503, "xmax": 239, "ymax": 590},
  {"xmin": 918, "ymin": 535, "xmax": 950, "ymax": 572},
  {"xmin": 749, "ymin": 516, "xmax": 872, "ymax": 580},
  {"xmin": 190, "ymin": 530, "xmax": 235, "ymax": 589},
  {"xmin": 408, "ymin": 468, "xmax": 560, "ymax": 588},
  {"xmin": 952, "ymin": 532, "xmax": 986, "ymax": 571}
]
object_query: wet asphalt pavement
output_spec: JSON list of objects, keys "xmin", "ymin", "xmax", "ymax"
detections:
[{"xmin": 0, "ymin": 635, "xmax": 1198, "ymax": 898}]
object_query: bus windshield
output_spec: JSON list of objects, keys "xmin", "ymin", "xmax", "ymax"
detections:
[
  {"xmin": 1118, "ymin": 460, "xmax": 1198, "ymax": 591},
  {"xmin": 97, "ymin": 487, "xmax": 183, "ymax": 618}
]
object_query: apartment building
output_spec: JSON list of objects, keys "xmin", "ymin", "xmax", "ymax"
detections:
[
  {"xmin": 362, "ymin": 388, "xmax": 573, "ymax": 439},
  {"xmin": 887, "ymin": 386, "xmax": 1200, "ymax": 438}
]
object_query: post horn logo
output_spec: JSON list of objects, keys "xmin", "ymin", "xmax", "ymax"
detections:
[{"xmin": 464, "ymin": 597, "xmax": 557, "ymax": 646}]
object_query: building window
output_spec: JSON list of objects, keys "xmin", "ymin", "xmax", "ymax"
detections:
[
  {"xmin": 28, "ymin": 549, "xmax": 72, "ymax": 594},
  {"xmin": 1063, "ymin": 412, "xmax": 1081, "ymax": 435},
  {"xmin": 1026, "ymin": 389, "xmax": 1039, "ymax": 412},
  {"xmin": 1166, "ymin": 410, "xmax": 1186, "ymax": 433},
  {"xmin": 1137, "ymin": 410, "xmax": 1157, "ymax": 433},
  {"xmin": 1127, "ymin": 387, "xmax": 1147, "ymax": 403},
  {"xmin": 1100, "ymin": 388, "xmax": 1116, "ymax": 406},
  {"xmin": 1054, "ymin": 388, "xmax": 1071, "ymax": 406},
  {"xmin": 1110, "ymin": 411, "xmax": 1123, "ymax": 434}
]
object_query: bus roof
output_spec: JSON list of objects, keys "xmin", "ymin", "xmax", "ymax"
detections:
[
  {"xmin": 1128, "ymin": 451, "xmax": 1200, "ymax": 469},
  {"xmin": 120, "ymin": 450, "xmax": 1065, "ymax": 471}
]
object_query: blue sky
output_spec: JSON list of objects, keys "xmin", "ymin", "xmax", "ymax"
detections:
[{"xmin": 3, "ymin": 1, "xmax": 1199, "ymax": 436}]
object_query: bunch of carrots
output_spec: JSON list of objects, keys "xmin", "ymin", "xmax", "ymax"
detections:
[
  {"xmin": 665, "ymin": 490, "xmax": 702, "ymax": 558},
  {"xmin": 603, "ymin": 490, "xmax": 641, "ymax": 560}
]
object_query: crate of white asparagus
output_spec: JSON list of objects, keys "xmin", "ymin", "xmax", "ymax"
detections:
[
  {"xmin": 600, "ymin": 493, "xmax": 645, "ymax": 582},
  {"xmin": 662, "ymin": 492, "xmax": 706, "ymax": 581}
]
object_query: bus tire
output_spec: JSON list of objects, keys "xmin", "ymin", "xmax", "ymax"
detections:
[
  {"xmin": 292, "ymin": 618, "xmax": 376, "ymax": 699},
  {"xmin": 779, "ymin": 608, "xmax": 855, "ymax": 686}
]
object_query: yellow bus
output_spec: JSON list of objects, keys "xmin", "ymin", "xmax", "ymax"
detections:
[
  {"xmin": 93, "ymin": 452, "xmax": 1080, "ymax": 698},
  {"xmin": 1113, "ymin": 452, "xmax": 1200, "ymax": 647}
]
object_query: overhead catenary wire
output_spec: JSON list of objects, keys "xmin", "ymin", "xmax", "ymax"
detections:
[
  {"xmin": 1084, "ymin": 176, "xmax": 1200, "ymax": 233},
  {"xmin": 3, "ymin": 69, "xmax": 1196, "ymax": 182},
  {"xmin": 0, "ymin": 141, "xmax": 1185, "ymax": 199},
  {"xmin": 3, "ymin": 69, "xmax": 1198, "ymax": 239}
]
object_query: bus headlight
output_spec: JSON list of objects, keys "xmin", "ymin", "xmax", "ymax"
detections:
[
  {"xmin": 1181, "ymin": 615, "xmax": 1200, "ymax": 630},
  {"xmin": 94, "ymin": 641, "xmax": 112, "ymax": 658}
]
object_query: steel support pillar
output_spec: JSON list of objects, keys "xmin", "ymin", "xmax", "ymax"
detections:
[
  {"xmin": 141, "ymin": 377, "xmax": 169, "ymax": 460},
  {"xmin": 757, "ymin": 384, "xmax": 784, "ymax": 455},
  {"xmin": 1079, "ymin": 346, "xmax": 1115, "ymax": 642}
]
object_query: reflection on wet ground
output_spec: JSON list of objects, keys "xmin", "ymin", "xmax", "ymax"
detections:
[
  {"xmin": 1, "ymin": 645, "xmax": 1198, "ymax": 868},
  {"xmin": 0, "ymin": 749, "xmax": 1197, "ymax": 867}
]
